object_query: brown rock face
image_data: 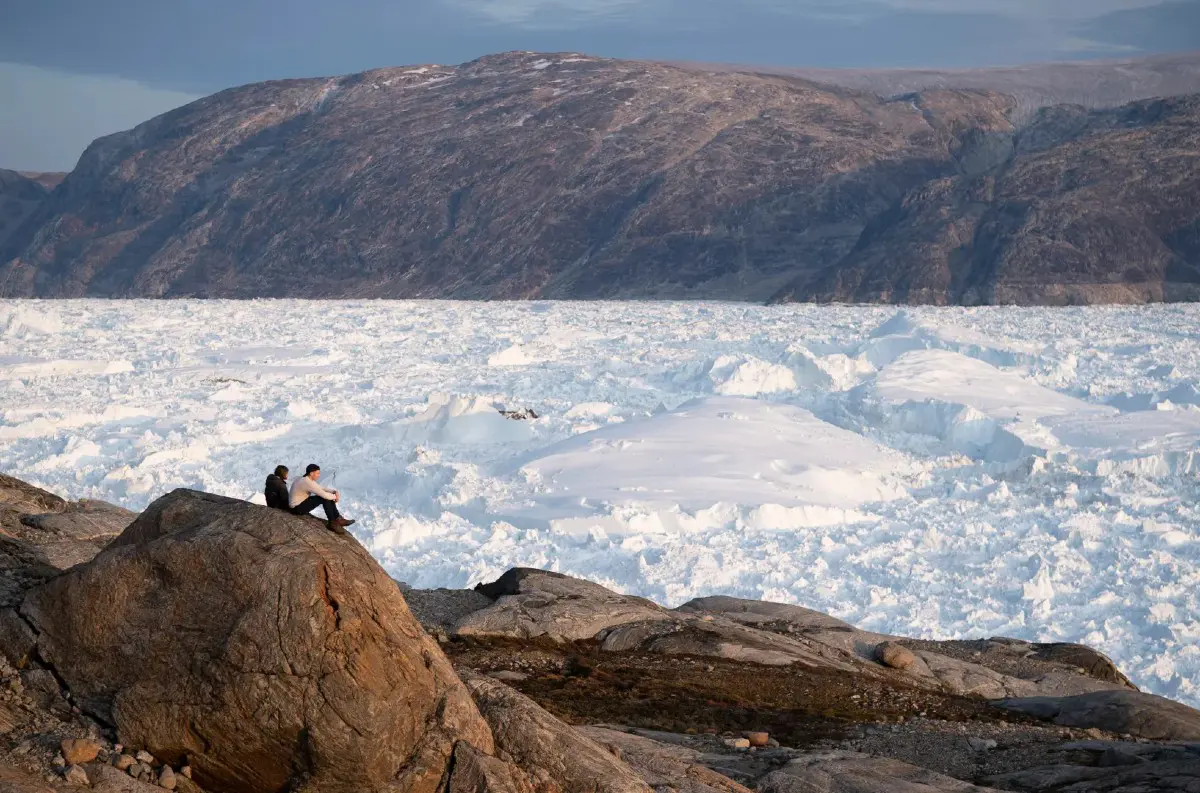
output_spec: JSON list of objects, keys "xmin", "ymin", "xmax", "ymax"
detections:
[
  {"xmin": 462, "ymin": 671, "xmax": 652, "ymax": 793},
  {"xmin": 19, "ymin": 489, "xmax": 493, "ymax": 793}
]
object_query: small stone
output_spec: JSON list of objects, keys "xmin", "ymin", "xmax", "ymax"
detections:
[
  {"xmin": 181, "ymin": 766, "xmax": 192, "ymax": 779},
  {"xmin": 115, "ymin": 754, "xmax": 137, "ymax": 771},
  {"xmin": 767, "ymin": 738, "xmax": 781, "ymax": 748},
  {"xmin": 967, "ymin": 737, "xmax": 998, "ymax": 751},
  {"xmin": 159, "ymin": 766, "xmax": 177, "ymax": 790},
  {"xmin": 14, "ymin": 740, "xmax": 32, "ymax": 754},
  {"xmin": 723, "ymin": 738, "xmax": 751, "ymax": 749},
  {"xmin": 136, "ymin": 750, "xmax": 156, "ymax": 764},
  {"xmin": 114, "ymin": 744, "xmax": 123, "ymax": 753},
  {"xmin": 61, "ymin": 737, "xmax": 102, "ymax": 765},
  {"xmin": 53, "ymin": 755, "xmax": 67, "ymax": 768},
  {"xmin": 1085, "ymin": 728, "xmax": 1105, "ymax": 740},
  {"xmin": 486, "ymin": 670, "xmax": 529, "ymax": 682},
  {"xmin": 876, "ymin": 642, "xmax": 917, "ymax": 671},
  {"xmin": 746, "ymin": 732, "xmax": 770, "ymax": 747},
  {"xmin": 64, "ymin": 765, "xmax": 89, "ymax": 786}
]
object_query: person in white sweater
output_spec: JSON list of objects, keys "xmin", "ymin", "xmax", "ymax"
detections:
[{"xmin": 289, "ymin": 464, "xmax": 355, "ymax": 532}]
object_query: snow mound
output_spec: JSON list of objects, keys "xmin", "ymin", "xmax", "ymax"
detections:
[
  {"xmin": 488, "ymin": 345, "xmax": 532, "ymax": 366},
  {"xmin": 782, "ymin": 344, "xmax": 875, "ymax": 391},
  {"xmin": 849, "ymin": 349, "xmax": 1113, "ymax": 460},
  {"xmin": 871, "ymin": 350, "xmax": 1110, "ymax": 422},
  {"xmin": 711, "ymin": 356, "xmax": 798, "ymax": 396},
  {"xmin": 395, "ymin": 393, "xmax": 534, "ymax": 445},
  {"xmin": 1107, "ymin": 382, "xmax": 1200, "ymax": 412},
  {"xmin": 513, "ymin": 396, "xmax": 911, "ymax": 512},
  {"xmin": 1047, "ymin": 410, "xmax": 1200, "ymax": 476},
  {"xmin": 862, "ymin": 310, "xmax": 1044, "ymax": 368},
  {"xmin": 0, "ymin": 357, "xmax": 133, "ymax": 380}
]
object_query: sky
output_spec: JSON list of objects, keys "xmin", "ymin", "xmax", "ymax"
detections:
[{"xmin": 1, "ymin": 0, "xmax": 1197, "ymax": 171}]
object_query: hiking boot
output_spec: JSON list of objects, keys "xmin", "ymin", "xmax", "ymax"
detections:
[{"xmin": 327, "ymin": 517, "xmax": 354, "ymax": 534}]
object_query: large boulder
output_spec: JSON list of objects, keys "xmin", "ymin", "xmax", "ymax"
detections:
[
  {"xmin": 454, "ymin": 569, "xmax": 670, "ymax": 642},
  {"xmin": 461, "ymin": 670, "xmax": 652, "ymax": 793},
  {"xmin": 994, "ymin": 690, "xmax": 1200, "ymax": 742},
  {"xmin": 19, "ymin": 489, "xmax": 494, "ymax": 793}
]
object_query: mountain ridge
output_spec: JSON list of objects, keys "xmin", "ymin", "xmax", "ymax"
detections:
[{"xmin": 1, "ymin": 51, "xmax": 1197, "ymax": 304}]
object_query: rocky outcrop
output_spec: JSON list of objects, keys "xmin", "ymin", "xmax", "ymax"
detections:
[
  {"xmin": 442, "ymin": 574, "xmax": 1127, "ymax": 701},
  {"xmin": 757, "ymin": 751, "xmax": 1001, "ymax": 792},
  {"xmin": 462, "ymin": 671, "xmax": 651, "ymax": 793},
  {"xmin": 0, "ymin": 171, "xmax": 50, "ymax": 259},
  {"xmin": 6, "ymin": 52, "xmax": 1194, "ymax": 305},
  {"xmin": 982, "ymin": 740, "xmax": 1200, "ymax": 792},
  {"xmin": 994, "ymin": 690, "xmax": 1200, "ymax": 742},
  {"xmin": 18, "ymin": 489, "xmax": 495, "ymax": 793},
  {"xmin": 447, "ymin": 742, "xmax": 535, "ymax": 793},
  {"xmin": 0, "ymin": 476, "xmax": 129, "ymax": 610},
  {"xmin": 574, "ymin": 727, "xmax": 753, "ymax": 793},
  {"xmin": 454, "ymin": 568, "xmax": 670, "ymax": 641},
  {"xmin": 2, "ymin": 473, "xmax": 1198, "ymax": 793}
]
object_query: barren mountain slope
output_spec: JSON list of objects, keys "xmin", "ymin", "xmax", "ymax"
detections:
[
  {"xmin": 0, "ymin": 53, "xmax": 1015, "ymax": 300},
  {"xmin": 773, "ymin": 94, "xmax": 1200, "ymax": 305},
  {"xmin": 1, "ymin": 52, "xmax": 1195, "ymax": 304},
  {"xmin": 0, "ymin": 171, "xmax": 51, "ymax": 259}
]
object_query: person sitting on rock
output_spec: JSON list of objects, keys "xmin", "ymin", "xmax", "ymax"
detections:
[
  {"xmin": 289, "ymin": 464, "xmax": 355, "ymax": 532},
  {"xmin": 264, "ymin": 465, "xmax": 291, "ymax": 510}
]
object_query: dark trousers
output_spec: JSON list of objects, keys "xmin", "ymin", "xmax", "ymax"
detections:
[{"xmin": 290, "ymin": 496, "xmax": 340, "ymax": 521}]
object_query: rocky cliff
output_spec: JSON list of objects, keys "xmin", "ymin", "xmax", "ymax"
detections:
[
  {"xmin": 1, "ymin": 52, "xmax": 1197, "ymax": 304},
  {"xmin": 0, "ymin": 172, "xmax": 51, "ymax": 261}
]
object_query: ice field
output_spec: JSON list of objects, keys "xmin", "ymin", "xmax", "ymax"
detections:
[{"xmin": 2, "ymin": 300, "xmax": 1199, "ymax": 705}]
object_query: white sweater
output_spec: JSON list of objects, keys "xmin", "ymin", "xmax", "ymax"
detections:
[{"xmin": 289, "ymin": 475, "xmax": 336, "ymax": 507}]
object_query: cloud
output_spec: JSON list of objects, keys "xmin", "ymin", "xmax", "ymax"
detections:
[
  {"xmin": 0, "ymin": 63, "xmax": 200, "ymax": 172},
  {"xmin": 448, "ymin": 0, "xmax": 1174, "ymax": 27}
]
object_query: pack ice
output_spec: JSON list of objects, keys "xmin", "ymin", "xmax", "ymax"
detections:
[{"xmin": 2, "ymin": 300, "xmax": 1199, "ymax": 708}]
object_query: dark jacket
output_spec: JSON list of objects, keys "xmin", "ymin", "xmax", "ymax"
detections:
[{"xmin": 264, "ymin": 474, "xmax": 290, "ymax": 510}]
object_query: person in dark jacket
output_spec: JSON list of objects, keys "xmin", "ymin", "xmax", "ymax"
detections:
[{"xmin": 264, "ymin": 465, "xmax": 291, "ymax": 510}]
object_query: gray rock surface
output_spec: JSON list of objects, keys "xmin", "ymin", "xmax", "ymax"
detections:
[
  {"xmin": 598, "ymin": 617, "xmax": 860, "ymax": 671},
  {"xmin": 0, "ymin": 476, "xmax": 127, "ymax": 610},
  {"xmin": 20, "ymin": 489, "xmax": 495, "ymax": 793},
  {"xmin": 575, "ymin": 727, "xmax": 753, "ymax": 793},
  {"xmin": 455, "ymin": 568, "xmax": 670, "ymax": 642},
  {"xmin": 17, "ymin": 501, "xmax": 137, "ymax": 569},
  {"xmin": 675, "ymin": 596, "xmax": 855, "ymax": 633},
  {"xmin": 461, "ymin": 670, "xmax": 652, "ymax": 793},
  {"xmin": 757, "ymin": 751, "xmax": 1002, "ymax": 793},
  {"xmin": 402, "ymin": 586, "xmax": 493, "ymax": 635},
  {"xmin": 981, "ymin": 740, "xmax": 1200, "ymax": 792},
  {"xmin": 994, "ymin": 690, "xmax": 1200, "ymax": 742}
]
